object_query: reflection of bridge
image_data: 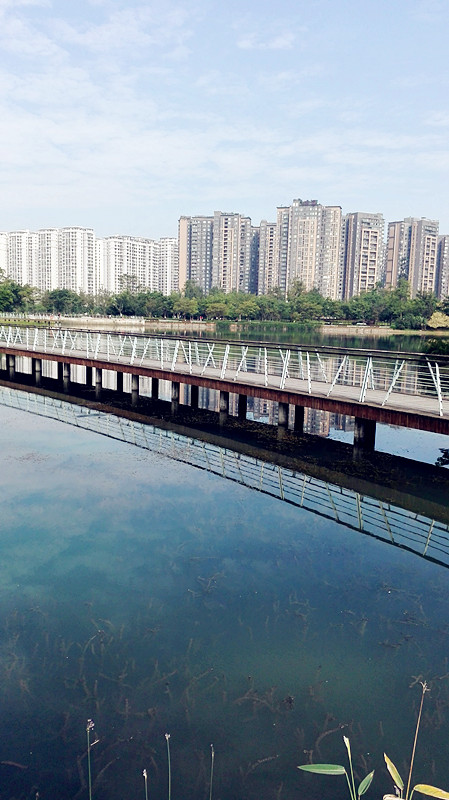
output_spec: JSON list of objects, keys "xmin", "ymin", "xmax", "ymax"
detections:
[
  {"xmin": 2, "ymin": 383, "xmax": 449, "ymax": 569},
  {"xmin": 1, "ymin": 325, "xmax": 449, "ymax": 452}
]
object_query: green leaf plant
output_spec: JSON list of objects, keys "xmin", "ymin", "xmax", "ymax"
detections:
[
  {"xmin": 298, "ymin": 734, "xmax": 374, "ymax": 800},
  {"xmin": 383, "ymin": 682, "xmax": 449, "ymax": 800},
  {"xmin": 298, "ymin": 681, "xmax": 449, "ymax": 800}
]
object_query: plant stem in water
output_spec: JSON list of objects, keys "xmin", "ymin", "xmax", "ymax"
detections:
[
  {"xmin": 406, "ymin": 681, "xmax": 429, "ymax": 800},
  {"xmin": 165, "ymin": 733, "xmax": 171, "ymax": 800},
  {"xmin": 209, "ymin": 744, "xmax": 215, "ymax": 800}
]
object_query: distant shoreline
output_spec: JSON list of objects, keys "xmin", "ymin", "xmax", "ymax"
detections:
[{"xmin": 2, "ymin": 314, "xmax": 449, "ymax": 337}]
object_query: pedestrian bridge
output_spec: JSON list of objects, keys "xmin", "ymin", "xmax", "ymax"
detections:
[
  {"xmin": 1, "ymin": 383, "xmax": 449, "ymax": 570},
  {"xmin": 1, "ymin": 324, "xmax": 449, "ymax": 450}
]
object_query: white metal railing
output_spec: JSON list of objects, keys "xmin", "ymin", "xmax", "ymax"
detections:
[
  {"xmin": 1, "ymin": 384, "xmax": 449, "ymax": 567},
  {"xmin": 1, "ymin": 325, "xmax": 449, "ymax": 416}
]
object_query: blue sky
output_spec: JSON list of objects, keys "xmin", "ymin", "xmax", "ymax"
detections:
[{"xmin": 0, "ymin": 0, "xmax": 448, "ymax": 239}]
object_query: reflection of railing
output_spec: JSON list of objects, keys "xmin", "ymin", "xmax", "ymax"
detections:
[
  {"xmin": 2, "ymin": 385, "xmax": 449, "ymax": 568},
  {"xmin": 1, "ymin": 325, "xmax": 449, "ymax": 416}
]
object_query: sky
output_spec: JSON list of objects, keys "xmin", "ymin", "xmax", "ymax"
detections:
[{"xmin": 0, "ymin": 0, "xmax": 448, "ymax": 239}]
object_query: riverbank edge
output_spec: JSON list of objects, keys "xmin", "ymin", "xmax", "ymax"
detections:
[{"xmin": 3, "ymin": 315, "xmax": 449, "ymax": 337}]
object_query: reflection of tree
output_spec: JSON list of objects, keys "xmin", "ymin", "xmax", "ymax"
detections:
[{"xmin": 436, "ymin": 449, "xmax": 449, "ymax": 468}]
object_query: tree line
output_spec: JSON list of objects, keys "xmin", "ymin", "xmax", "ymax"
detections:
[{"xmin": 0, "ymin": 273, "xmax": 446, "ymax": 329}]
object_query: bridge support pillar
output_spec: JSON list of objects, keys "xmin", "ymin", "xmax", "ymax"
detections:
[
  {"xmin": 32, "ymin": 358, "xmax": 42, "ymax": 387},
  {"xmin": 95, "ymin": 368, "xmax": 102, "ymax": 400},
  {"xmin": 85, "ymin": 366, "xmax": 93, "ymax": 388},
  {"xmin": 237, "ymin": 394, "xmax": 247, "ymax": 420},
  {"xmin": 278, "ymin": 402, "xmax": 289, "ymax": 428},
  {"xmin": 152, "ymin": 377, "xmax": 159, "ymax": 400},
  {"xmin": 116, "ymin": 371, "xmax": 124, "ymax": 393},
  {"xmin": 354, "ymin": 417, "xmax": 376, "ymax": 455},
  {"xmin": 190, "ymin": 384, "xmax": 199, "ymax": 409},
  {"xmin": 294, "ymin": 405, "xmax": 304, "ymax": 433},
  {"xmin": 219, "ymin": 390, "xmax": 229, "ymax": 425},
  {"xmin": 63, "ymin": 362, "xmax": 70, "ymax": 394},
  {"xmin": 131, "ymin": 374, "xmax": 139, "ymax": 407},
  {"xmin": 57, "ymin": 361, "xmax": 63, "ymax": 385},
  {"xmin": 7, "ymin": 354, "xmax": 15, "ymax": 380},
  {"xmin": 171, "ymin": 381, "xmax": 180, "ymax": 414}
]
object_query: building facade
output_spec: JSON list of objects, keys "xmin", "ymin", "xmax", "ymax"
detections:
[
  {"xmin": 341, "ymin": 212, "xmax": 384, "ymax": 298},
  {"xmin": 385, "ymin": 217, "xmax": 439, "ymax": 296}
]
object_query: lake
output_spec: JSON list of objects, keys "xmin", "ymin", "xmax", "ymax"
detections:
[{"xmin": 1, "ymin": 385, "xmax": 449, "ymax": 800}]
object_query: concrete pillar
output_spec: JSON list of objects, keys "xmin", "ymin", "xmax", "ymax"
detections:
[
  {"xmin": 278, "ymin": 402, "xmax": 289, "ymax": 428},
  {"xmin": 32, "ymin": 358, "xmax": 42, "ymax": 387},
  {"xmin": 7, "ymin": 354, "xmax": 16, "ymax": 380},
  {"xmin": 219, "ymin": 390, "xmax": 229, "ymax": 425},
  {"xmin": 354, "ymin": 417, "xmax": 376, "ymax": 455},
  {"xmin": 131, "ymin": 374, "xmax": 139, "ymax": 407},
  {"xmin": 152, "ymin": 377, "xmax": 159, "ymax": 400},
  {"xmin": 63, "ymin": 362, "xmax": 70, "ymax": 394},
  {"xmin": 294, "ymin": 405, "xmax": 304, "ymax": 433},
  {"xmin": 237, "ymin": 394, "xmax": 247, "ymax": 421},
  {"xmin": 57, "ymin": 361, "xmax": 63, "ymax": 385},
  {"xmin": 85, "ymin": 366, "xmax": 93, "ymax": 388},
  {"xmin": 354, "ymin": 417, "xmax": 376, "ymax": 450},
  {"xmin": 190, "ymin": 384, "xmax": 199, "ymax": 409},
  {"xmin": 95, "ymin": 368, "xmax": 102, "ymax": 401},
  {"xmin": 116, "ymin": 371, "xmax": 124, "ymax": 393},
  {"xmin": 171, "ymin": 380, "xmax": 180, "ymax": 414}
]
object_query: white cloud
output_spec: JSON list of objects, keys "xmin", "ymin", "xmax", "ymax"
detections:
[
  {"xmin": 425, "ymin": 112, "xmax": 449, "ymax": 127},
  {"xmin": 237, "ymin": 31, "xmax": 295, "ymax": 50}
]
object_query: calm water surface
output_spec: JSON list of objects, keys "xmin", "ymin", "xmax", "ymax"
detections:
[{"xmin": 1, "ymin": 399, "xmax": 449, "ymax": 800}]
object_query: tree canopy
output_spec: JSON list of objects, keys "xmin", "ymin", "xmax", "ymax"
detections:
[{"xmin": 0, "ymin": 271, "xmax": 444, "ymax": 330}]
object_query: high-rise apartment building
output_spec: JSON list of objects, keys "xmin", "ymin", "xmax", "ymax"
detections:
[
  {"xmin": 437, "ymin": 235, "xmax": 449, "ymax": 299},
  {"xmin": 8, "ymin": 231, "xmax": 33, "ymax": 286},
  {"xmin": 37, "ymin": 229, "xmax": 59, "ymax": 292},
  {"xmin": 102, "ymin": 235, "xmax": 159, "ymax": 294},
  {"xmin": 159, "ymin": 238, "xmax": 179, "ymax": 296},
  {"xmin": 274, "ymin": 200, "xmax": 342, "ymax": 298},
  {"xmin": 178, "ymin": 216, "xmax": 214, "ymax": 294},
  {"xmin": 0, "ymin": 233, "xmax": 7, "ymax": 275},
  {"xmin": 58, "ymin": 227, "xmax": 95, "ymax": 295},
  {"xmin": 340, "ymin": 212, "xmax": 384, "ymax": 298},
  {"xmin": 257, "ymin": 221, "xmax": 277, "ymax": 295},
  {"xmin": 211, "ymin": 211, "xmax": 258, "ymax": 293},
  {"xmin": 385, "ymin": 217, "xmax": 439, "ymax": 296},
  {"xmin": 178, "ymin": 212, "xmax": 258, "ymax": 295}
]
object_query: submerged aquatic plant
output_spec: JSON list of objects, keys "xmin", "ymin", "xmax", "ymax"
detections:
[
  {"xmin": 298, "ymin": 734, "xmax": 374, "ymax": 800},
  {"xmin": 383, "ymin": 681, "xmax": 449, "ymax": 800}
]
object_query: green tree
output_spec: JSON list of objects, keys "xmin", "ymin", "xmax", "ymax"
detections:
[{"xmin": 172, "ymin": 297, "xmax": 198, "ymax": 319}]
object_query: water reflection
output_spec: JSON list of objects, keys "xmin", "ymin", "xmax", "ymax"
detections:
[{"xmin": 0, "ymin": 389, "xmax": 449, "ymax": 800}]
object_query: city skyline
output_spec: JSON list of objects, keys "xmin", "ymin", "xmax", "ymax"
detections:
[
  {"xmin": 2, "ymin": 203, "xmax": 447, "ymax": 301},
  {"xmin": 0, "ymin": 1, "xmax": 448, "ymax": 238}
]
